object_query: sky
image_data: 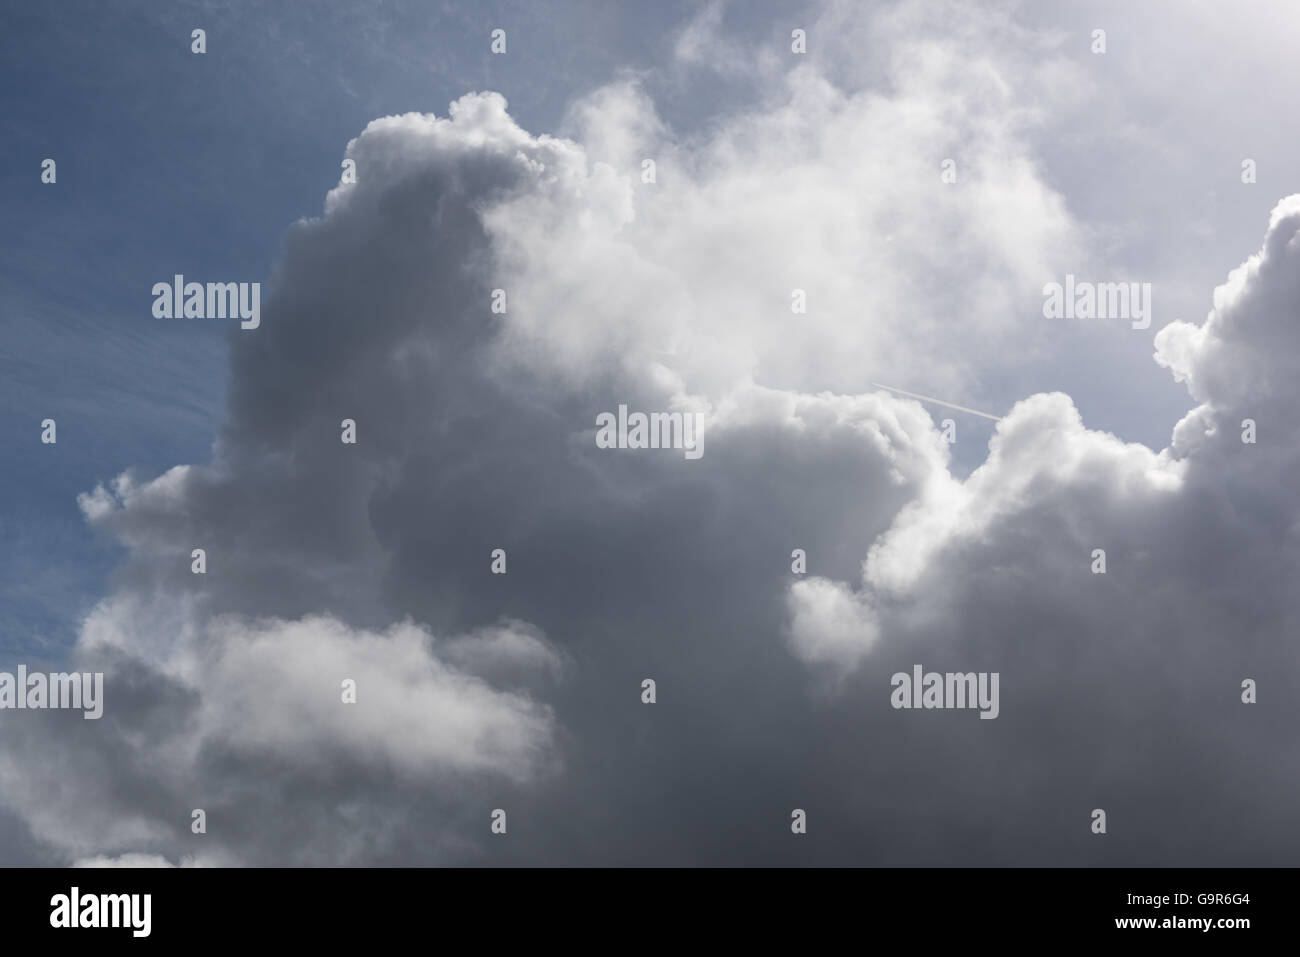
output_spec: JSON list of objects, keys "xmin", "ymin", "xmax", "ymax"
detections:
[{"xmin": 1, "ymin": 0, "xmax": 1299, "ymax": 865}]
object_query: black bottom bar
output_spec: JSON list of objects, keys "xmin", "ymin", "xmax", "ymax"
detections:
[{"xmin": 1, "ymin": 866, "xmax": 1273, "ymax": 944}]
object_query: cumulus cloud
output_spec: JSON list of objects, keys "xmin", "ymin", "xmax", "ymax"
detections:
[
  {"xmin": 787, "ymin": 577, "xmax": 880, "ymax": 671},
  {"xmin": 776, "ymin": 197, "xmax": 1300, "ymax": 863},
  {"xmin": 0, "ymin": 601, "xmax": 560, "ymax": 864},
  {"xmin": 544, "ymin": 53, "xmax": 1082, "ymax": 403},
  {"xmin": 7, "ymin": 1, "xmax": 1299, "ymax": 867}
]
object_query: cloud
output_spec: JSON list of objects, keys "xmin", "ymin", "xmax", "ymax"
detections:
[
  {"xmin": 787, "ymin": 576, "xmax": 880, "ymax": 671},
  {"xmin": 0, "ymin": 601, "xmax": 560, "ymax": 865},
  {"xmin": 8, "ymin": 2, "xmax": 1300, "ymax": 867},
  {"xmin": 540, "ymin": 52, "xmax": 1083, "ymax": 403},
  {"xmin": 775, "ymin": 196, "xmax": 1300, "ymax": 863}
]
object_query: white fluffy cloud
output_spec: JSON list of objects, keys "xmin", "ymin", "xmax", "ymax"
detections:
[
  {"xmin": 501, "ymin": 58, "xmax": 1082, "ymax": 403},
  {"xmin": 786, "ymin": 195, "xmax": 1300, "ymax": 689}
]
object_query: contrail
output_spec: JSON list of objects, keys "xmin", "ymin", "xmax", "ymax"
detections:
[{"xmin": 870, "ymin": 382, "xmax": 1001, "ymax": 421}]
